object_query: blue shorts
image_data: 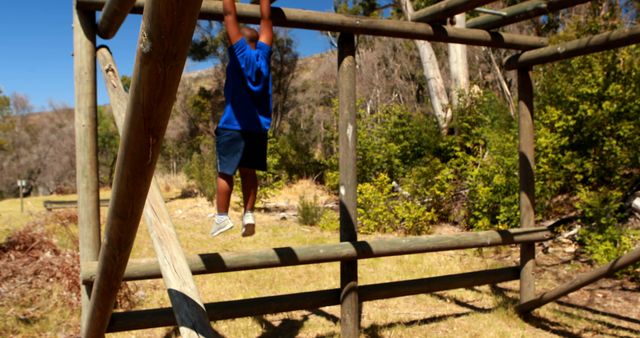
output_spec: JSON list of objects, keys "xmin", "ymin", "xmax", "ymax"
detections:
[{"xmin": 215, "ymin": 128, "xmax": 268, "ymax": 176}]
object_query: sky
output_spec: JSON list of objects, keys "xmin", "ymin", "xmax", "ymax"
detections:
[{"xmin": 0, "ymin": 0, "xmax": 335, "ymax": 112}]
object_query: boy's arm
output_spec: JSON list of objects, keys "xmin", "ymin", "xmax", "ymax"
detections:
[
  {"xmin": 223, "ymin": 0, "xmax": 243, "ymax": 45},
  {"xmin": 258, "ymin": 0, "xmax": 274, "ymax": 47}
]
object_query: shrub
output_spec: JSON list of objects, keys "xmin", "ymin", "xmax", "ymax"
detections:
[
  {"xmin": 318, "ymin": 210, "xmax": 339, "ymax": 232},
  {"xmin": 357, "ymin": 173, "xmax": 434, "ymax": 235},
  {"xmin": 297, "ymin": 195, "xmax": 324, "ymax": 226},
  {"xmin": 184, "ymin": 137, "xmax": 216, "ymax": 203},
  {"xmin": 576, "ymin": 188, "xmax": 634, "ymax": 264}
]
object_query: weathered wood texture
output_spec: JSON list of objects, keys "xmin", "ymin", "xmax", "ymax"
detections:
[
  {"xmin": 82, "ymin": 227, "xmax": 553, "ymax": 283},
  {"xmin": 96, "ymin": 0, "xmax": 137, "ymax": 39},
  {"xmin": 467, "ymin": 0, "xmax": 591, "ymax": 30},
  {"xmin": 82, "ymin": 0, "xmax": 203, "ymax": 336},
  {"xmin": 107, "ymin": 267, "xmax": 520, "ymax": 332},
  {"xmin": 338, "ymin": 32, "xmax": 359, "ymax": 338},
  {"xmin": 44, "ymin": 199, "xmax": 110, "ymax": 211},
  {"xmin": 518, "ymin": 246, "xmax": 640, "ymax": 313},
  {"xmin": 506, "ymin": 25, "xmax": 640, "ymax": 69},
  {"xmin": 96, "ymin": 46, "xmax": 215, "ymax": 338},
  {"xmin": 73, "ymin": 4, "xmax": 101, "ymax": 333},
  {"xmin": 518, "ymin": 68, "xmax": 536, "ymax": 308},
  {"xmin": 77, "ymin": 0, "xmax": 548, "ymax": 50},
  {"xmin": 410, "ymin": 0, "xmax": 494, "ymax": 23}
]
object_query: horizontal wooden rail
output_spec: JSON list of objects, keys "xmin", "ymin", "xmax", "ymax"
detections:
[
  {"xmin": 96, "ymin": 0, "xmax": 136, "ymax": 39},
  {"xmin": 410, "ymin": 0, "xmax": 494, "ymax": 24},
  {"xmin": 518, "ymin": 246, "xmax": 640, "ymax": 313},
  {"xmin": 467, "ymin": 0, "xmax": 591, "ymax": 30},
  {"xmin": 107, "ymin": 266, "xmax": 520, "ymax": 332},
  {"xmin": 505, "ymin": 25, "xmax": 640, "ymax": 69},
  {"xmin": 76, "ymin": 0, "xmax": 548, "ymax": 50},
  {"xmin": 44, "ymin": 199, "xmax": 110, "ymax": 210},
  {"xmin": 82, "ymin": 227, "xmax": 552, "ymax": 283}
]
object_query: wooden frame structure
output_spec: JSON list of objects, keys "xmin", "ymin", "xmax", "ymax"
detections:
[{"xmin": 71, "ymin": 0, "xmax": 640, "ymax": 336}]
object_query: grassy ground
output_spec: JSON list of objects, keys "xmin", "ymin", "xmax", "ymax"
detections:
[{"xmin": 1, "ymin": 180, "xmax": 639, "ymax": 337}]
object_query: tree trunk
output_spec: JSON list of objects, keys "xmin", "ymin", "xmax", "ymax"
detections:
[
  {"xmin": 448, "ymin": 13, "xmax": 469, "ymax": 109},
  {"xmin": 399, "ymin": 0, "xmax": 451, "ymax": 134}
]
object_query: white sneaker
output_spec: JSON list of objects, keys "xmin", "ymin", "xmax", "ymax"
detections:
[
  {"xmin": 242, "ymin": 212, "xmax": 255, "ymax": 237},
  {"xmin": 210, "ymin": 217, "xmax": 234, "ymax": 237}
]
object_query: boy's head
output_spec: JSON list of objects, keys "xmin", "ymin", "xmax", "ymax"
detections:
[{"xmin": 241, "ymin": 27, "xmax": 259, "ymax": 49}]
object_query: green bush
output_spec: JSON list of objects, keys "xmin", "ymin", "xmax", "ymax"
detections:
[
  {"xmin": 576, "ymin": 188, "xmax": 634, "ymax": 264},
  {"xmin": 184, "ymin": 137, "xmax": 216, "ymax": 203},
  {"xmin": 318, "ymin": 210, "xmax": 339, "ymax": 232},
  {"xmin": 297, "ymin": 195, "xmax": 324, "ymax": 226},
  {"xmin": 357, "ymin": 173, "xmax": 434, "ymax": 235}
]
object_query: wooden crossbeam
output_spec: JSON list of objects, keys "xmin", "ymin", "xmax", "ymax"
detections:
[
  {"xmin": 467, "ymin": 0, "xmax": 591, "ymax": 30},
  {"xmin": 96, "ymin": 46, "xmax": 215, "ymax": 338},
  {"xmin": 409, "ymin": 0, "xmax": 495, "ymax": 24},
  {"xmin": 76, "ymin": 0, "xmax": 548, "ymax": 50},
  {"xmin": 81, "ymin": 0, "xmax": 204, "ymax": 336},
  {"xmin": 82, "ymin": 227, "xmax": 553, "ymax": 283},
  {"xmin": 107, "ymin": 267, "xmax": 520, "ymax": 332},
  {"xmin": 505, "ymin": 25, "xmax": 640, "ymax": 69},
  {"xmin": 96, "ymin": 0, "xmax": 136, "ymax": 39}
]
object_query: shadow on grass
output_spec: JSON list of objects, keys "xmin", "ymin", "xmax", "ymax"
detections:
[
  {"xmin": 362, "ymin": 312, "xmax": 473, "ymax": 338},
  {"xmin": 483, "ymin": 285, "xmax": 640, "ymax": 337},
  {"xmin": 253, "ymin": 314, "xmax": 310, "ymax": 338}
]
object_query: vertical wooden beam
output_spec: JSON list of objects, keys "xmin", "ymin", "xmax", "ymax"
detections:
[
  {"xmin": 518, "ymin": 67, "xmax": 536, "ymax": 310},
  {"xmin": 96, "ymin": 46, "xmax": 215, "ymax": 338},
  {"xmin": 338, "ymin": 32, "xmax": 359, "ymax": 338},
  {"xmin": 81, "ymin": 0, "xmax": 203, "ymax": 336},
  {"xmin": 73, "ymin": 2, "xmax": 101, "ymax": 333}
]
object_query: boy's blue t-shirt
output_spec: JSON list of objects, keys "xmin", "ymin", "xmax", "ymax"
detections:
[{"xmin": 218, "ymin": 38, "xmax": 273, "ymax": 132}]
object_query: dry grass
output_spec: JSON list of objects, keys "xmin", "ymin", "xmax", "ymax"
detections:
[{"xmin": 1, "ymin": 186, "xmax": 639, "ymax": 337}]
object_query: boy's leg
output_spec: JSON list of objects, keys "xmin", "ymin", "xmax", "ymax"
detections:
[
  {"xmin": 216, "ymin": 173, "xmax": 234, "ymax": 214},
  {"xmin": 239, "ymin": 167, "xmax": 258, "ymax": 212},
  {"xmin": 239, "ymin": 167, "xmax": 257, "ymax": 237},
  {"xmin": 211, "ymin": 173, "xmax": 235, "ymax": 237}
]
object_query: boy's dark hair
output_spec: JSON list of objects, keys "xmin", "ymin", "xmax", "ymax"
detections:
[{"xmin": 241, "ymin": 27, "xmax": 259, "ymax": 48}]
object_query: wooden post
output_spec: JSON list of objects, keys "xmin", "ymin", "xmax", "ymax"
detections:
[
  {"xmin": 338, "ymin": 32, "xmax": 358, "ymax": 338},
  {"xmin": 18, "ymin": 180, "xmax": 24, "ymax": 213},
  {"xmin": 81, "ymin": 0, "xmax": 203, "ymax": 336},
  {"xmin": 73, "ymin": 2, "xmax": 101, "ymax": 334},
  {"xmin": 96, "ymin": 46, "xmax": 215, "ymax": 338},
  {"xmin": 518, "ymin": 67, "xmax": 536, "ymax": 310}
]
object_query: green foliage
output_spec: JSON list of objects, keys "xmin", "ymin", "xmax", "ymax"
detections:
[
  {"xmin": 96, "ymin": 107, "xmax": 120, "ymax": 186},
  {"xmin": 318, "ymin": 210, "xmax": 339, "ymax": 232},
  {"xmin": 0, "ymin": 89, "xmax": 11, "ymax": 152},
  {"xmin": 575, "ymin": 188, "xmax": 635, "ymax": 265},
  {"xmin": 357, "ymin": 173, "xmax": 434, "ymax": 235},
  {"xmin": 297, "ymin": 195, "xmax": 324, "ymax": 226},
  {"xmin": 357, "ymin": 105, "xmax": 444, "ymax": 183},
  {"xmin": 184, "ymin": 137, "xmax": 217, "ymax": 203}
]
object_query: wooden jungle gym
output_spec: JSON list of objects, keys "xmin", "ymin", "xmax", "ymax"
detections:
[{"xmin": 71, "ymin": 0, "xmax": 640, "ymax": 336}]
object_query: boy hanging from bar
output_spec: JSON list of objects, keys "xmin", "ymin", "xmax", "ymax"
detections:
[{"xmin": 211, "ymin": 0, "xmax": 274, "ymax": 237}]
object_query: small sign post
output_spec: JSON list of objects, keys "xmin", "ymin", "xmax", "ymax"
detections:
[{"xmin": 17, "ymin": 179, "xmax": 27, "ymax": 213}]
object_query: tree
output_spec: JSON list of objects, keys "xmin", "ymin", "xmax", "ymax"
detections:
[
  {"xmin": 10, "ymin": 92, "xmax": 33, "ymax": 115},
  {"xmin": 0, "ymin": 89, "xmax": 11, "ymax": 152},
  {"xmin": 398, "ymin": 0, "xmax": 452, "ymax": 134}
]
